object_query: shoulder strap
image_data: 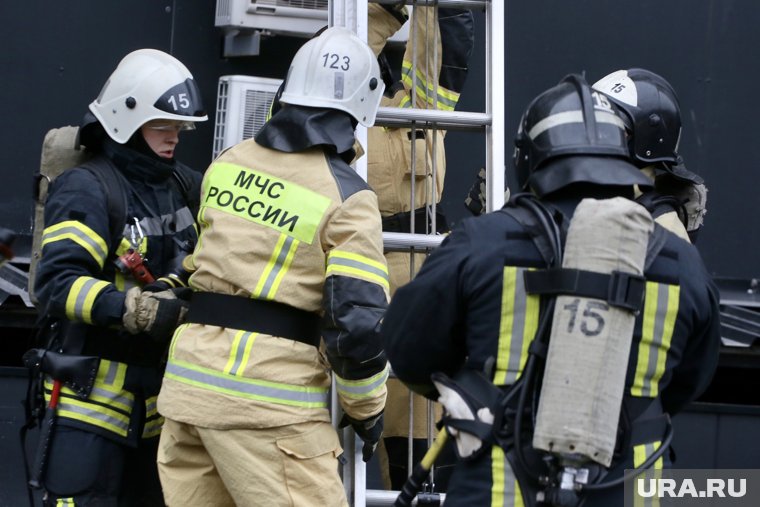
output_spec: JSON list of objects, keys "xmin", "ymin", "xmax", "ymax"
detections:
[
  {"xmin": 79, "ymin": 158, "xmax": 128, "ymax": 254},
  {"xmin": 499, "ymin": 194, "xmax": 565, "ymax": 268},
  {"xmin": 170, "ymin": 164, "xmax": 199, "ymax": 215},
  {"xmin": 644, "ymin": 223, "xmax": 669, "ymax": 271}
]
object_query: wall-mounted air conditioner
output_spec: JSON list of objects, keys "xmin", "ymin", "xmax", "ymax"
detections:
[
  {"xmin": 215, "ymin": 0, "xmax": 409, "ymax": 56},
  {"xmin": 213, "ymin": 75, "xmax": 283, "ymax": 159}
]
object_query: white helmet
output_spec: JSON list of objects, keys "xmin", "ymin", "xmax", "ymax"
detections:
[
  {"xmin": 279, "ymin": 27, "xmax": 385, "ymax": 127},
  {"xmin": 89, "ymin": 49, "xmax": 207, "ymax": 144}
]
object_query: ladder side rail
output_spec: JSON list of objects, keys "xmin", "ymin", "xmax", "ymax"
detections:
[{"xmin": 485, "ymin": 0, "xmax": 505, "ymax": 211}]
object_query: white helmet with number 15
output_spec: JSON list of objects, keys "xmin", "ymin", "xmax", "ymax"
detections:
[{"xmin": 89, "ymin": 48, "xmax": 207, "ymax": 144}]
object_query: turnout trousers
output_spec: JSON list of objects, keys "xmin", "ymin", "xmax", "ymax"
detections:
[{"xmin": 157, "ymin": 418, "xmax": 348, "ymax": 507}]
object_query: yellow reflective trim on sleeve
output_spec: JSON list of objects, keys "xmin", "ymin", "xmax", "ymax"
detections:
[
  {"xmin": 651, "ymin": 284, "xmax": 679, "ymax": 396},
  {"xmin": 401, "ymin": 61, "xmax": 460, "ymax": 110},
  {"xmin": 64, "ymin": 277, "xmax": 111, "ymax": 323},
  {"xmin": 326, "ymin": 250, "xmax": 389, "ymax": 290},
  {"xmin": 334, "ymin": 364, "xmax": 389, "ymax": 399},
  {"xmin": 42, "ymin": 220, "xmax": 108, "ymax": 268},
  {"xmin": 201, "ymin": 162, "xmax": 331, "ymax": 244},
  {"xmin": 494, "ymin": 268, "xmax": 517, "ymax": 386},
  {"xmin": 631, "ymin": 283, "xmax": 679, "ymax": 397},
  {"xmin": 56, "ymin": 498, "xmax": 75, "ymax": 506},
  {"xmin": 495, "ymin": 267, "xmax": 539, "ymax": 386},
  {"xmin": 329, "ymin": 251, "xmax": 388, "ymax": 273}
]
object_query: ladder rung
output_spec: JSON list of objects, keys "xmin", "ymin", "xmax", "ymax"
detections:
[
  {"xmin": 375, "ymin": 107, "xmax": 490, "ymax": 131},
  {"xmin": 366, "ymin": 489, "xmax": 447, "ymax": 506},
  {"xmin": 383, "ymin": 232, "xmax": 445, "ymax": 251},
  {"xmin": 371, "ymin": 0, "xmax": 489, "ymax": 8}
]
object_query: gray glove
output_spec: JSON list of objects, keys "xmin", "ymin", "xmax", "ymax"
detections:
[{"xmin": 122, "ymin": 287, "xmax": 190, "ymax": 342}]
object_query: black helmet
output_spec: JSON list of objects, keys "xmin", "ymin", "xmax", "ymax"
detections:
[
  {"xmin": 514, "ymin": 74, "xmax": 652, "ymax": 197},
  {"xmin": 592, "ymin": 68, "xmax": 681, "ymax": 166}
]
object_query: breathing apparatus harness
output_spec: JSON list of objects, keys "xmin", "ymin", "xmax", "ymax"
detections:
[{"xmin": 431, "ymin": 194, "xmax": 674, "ymax": 507}]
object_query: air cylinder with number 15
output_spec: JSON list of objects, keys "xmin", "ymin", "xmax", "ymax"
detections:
[{"xmin": 533, "ymin": 197, "xmax": 654, "ymax": 467}]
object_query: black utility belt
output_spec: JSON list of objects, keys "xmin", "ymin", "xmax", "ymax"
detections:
[
  {"xmin": 185, "ymin": 292, "xmax": 321, "ymax": 348},
  {"xmin": 382, "ymin": 206, "xmax": 449, "ymax": 234}
]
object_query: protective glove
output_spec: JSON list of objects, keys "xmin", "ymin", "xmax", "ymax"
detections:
[
  {"xmin": 122, "ymin": 287, "xmax": 191, "ymax": 342},
  {"xmin": 339, "ymin": 412, "xmax": 384, "ymax": 462},
  {"xmin": 431, "ymin": 371, "xmax": 500, "ymax": 461}
]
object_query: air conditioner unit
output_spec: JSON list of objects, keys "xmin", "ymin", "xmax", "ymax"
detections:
[
  {"xmin": 213, "ymin": 75, "xmax": 283, "ymax": 159},
  {"xmin": 215, "ymin": 0, "xmax": 409, "ymax": 46}
]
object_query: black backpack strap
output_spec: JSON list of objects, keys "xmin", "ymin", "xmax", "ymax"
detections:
[
  {"xmin": 170, "ymin": 164, "xmax": 200, "ymax": 215},
  {"xmin": 499, "ymin": 194, "xmax": 565, "ymax": 268},
  {"xmin": 645, "ymin": 223, "xmax": 669, "ymax": 271},
  {"xmin": 79, "ymin": 157, "xmax": 128, "ymax": 254}
]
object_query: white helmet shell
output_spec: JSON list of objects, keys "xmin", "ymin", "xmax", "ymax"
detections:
[
  {"xmin": 279, "ymin": 27, "xmax": 385, "ymax": 127},
  {"xmin": 89, "ymin": 49, "xmax": 207, "ymax": 144}
]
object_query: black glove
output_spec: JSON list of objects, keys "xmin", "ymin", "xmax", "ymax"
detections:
[
  {"xmin": 123, "ymin": 287, "xmax": 191, "ymax": 343},
  {"xmin": 141, "ymin": 280, "xmax": 173, "ymax": 293},
  {"xmin": 339, "ymin": 412, "xmax": 384, "ymax": 462}
]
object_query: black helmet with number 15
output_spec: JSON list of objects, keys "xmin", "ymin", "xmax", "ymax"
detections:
[{"xmin": 514, "ymin": 74, "xmax": 652, "ymax": 197}]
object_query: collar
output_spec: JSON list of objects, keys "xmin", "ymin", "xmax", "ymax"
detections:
[
  {"xmin": 255, "ymin": 105, "xmax": 357, "ymax": 163},
  {"xmin": 102, "ymin": 138, "xmax": 175, "ymax": 183}
]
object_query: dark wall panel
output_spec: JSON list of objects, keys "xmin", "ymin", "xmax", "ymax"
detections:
[{"xmin": 0, "ymin": 1, "xmax": 756, "ymax": 279}]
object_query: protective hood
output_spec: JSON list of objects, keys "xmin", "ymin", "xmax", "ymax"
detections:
[{"xmin": 255, "ymin": 105, "xmax": 357, "ymax": 162}]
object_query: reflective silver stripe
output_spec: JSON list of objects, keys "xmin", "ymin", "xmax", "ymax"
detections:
[
  {"xmin": 493, "ymin": 446, "xmax": 523, "ymax": 506},
  {"xmin": 103, "ymin": 360, "xmax": 119, "ymax": 385},
  {"xmin": 528, "ymin": 110, "xmax": 627, "ymax": 140},
  {"xmin": 165, "ymin": 360, "xmax": 329, "ymax": 408},
  {"xmin": 73, "ymin": 278, "xmax": 102, "ymax": 320},
  {"xmin": 641, "ymin": 284, "xmax": 669, "ymax": 397},
  {"xmin": 145, "ymin": 397, "xmax": 158, "ymax": 416},
  {"xmin": 229, "ymin": 332, "xmax": 255, "ymax": 376},
  {"xmin": 43, "ymin": 225, "xmax": 107, "ymax": 264},
  {"xmin": 57, "ymin": 399, "xmax": 130, "ymax": 434},
  {"xmin": 505, "ymin": 268, "xmax": 529, "ymax": 385},
  {"xmin": 259, "ymin": 235, "xmax": 296, "ymax": 298},
  {"xmin": 89, "ymin": 386, "xmax": 133, "ymax": 409},
  {"xmin": 121, "ymin": 207, "xmax": 195, "ymax": 236},
  {"xmin": 335, "ymin": 365, "xmax": 389, "ymax": 398},
  {"xmin": 326, "ymin": 256, "xmax": 389, "ymax": 281}
]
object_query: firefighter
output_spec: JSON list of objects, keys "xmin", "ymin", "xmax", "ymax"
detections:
[
  {"xmin": 593, "ymin": 68, "xmax": 708, "ymax": 243},
  {"xmin": 367, "ymin": 3, "xmax": 474, "ymax": 490},
  {"xmin": 32, "ymin": 49, "xmax": 206, "ymax": 505},
  {"xmin": 381, "ymin": 75, "xmax": 721, "ymax": 506},
  {"xmin": 155, "ymin": 27, "xmax": 389, "ymax": 507}
]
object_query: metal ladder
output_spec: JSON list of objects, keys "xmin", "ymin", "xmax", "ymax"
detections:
[{"xmin": 328, "ymin": 1, "xmax": 505, "ymax": 505}]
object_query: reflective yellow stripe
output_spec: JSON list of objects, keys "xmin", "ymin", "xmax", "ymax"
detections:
[
  {"xmin": 335, "ymin": 364, "xmax": 389, "ymax": 399},
  {"xmin": 56, "ymin": 498, "xmax": 75, "ymax": 506},
  {"xmin": 202, "ymin": 162, "xmax": 331, "ymax": 244},
  {"xmin": 165, "ymin": 358, "xmax": 329, "ymax": 408},
  {"xmin": 64, "ymin": 276, "xmax": 111, "ymax": 323},
  {"xmin": 142, "ymin": 416, "xmax": 164, "ymax": 439},
  {"xmin": 326, "ymin": 250, "xmax": 389, "ymax": 290},
  {"xmin": 254, "ymin": 233, "xmax": 299, "ymax": 299},
  {"xmin": 495, "ymin": 267, "xmax": 539, "ymax": 385},
  {"xmin": 57, "ymin": 396, "xmax": 130, "ymax": 437},
  {"xmin": 401, "ymin": 61, "xmax": 460, "ymax": 110},
  {"xmin": 492, "ymin": 445, "xmax": 506, "ymax": 507},
  {"xmin": 631, "ymin": 283, "xmax": 680, "ymax": 397},
  {"xmin": 399, "ymin": 95, "xmax": 412, "ymax": 109},
  {"xmin": 224, "ymin": 330, "xmax": 258, "ymax": 376},
  {"xmin": 491, "ymin": 445, "xmax": 524, "ymax": 507},
  {"xmin": 43, "ymin": 220, "xmax": 108, "ymax": 268},
  {"xmin": 634, "ymin": 441, "xmax": 663, "ymax": 507}
]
